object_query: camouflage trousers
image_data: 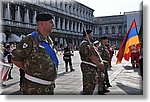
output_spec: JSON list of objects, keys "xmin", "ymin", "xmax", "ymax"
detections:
[
  {"xmin": 81, "ymin": 63, "xmax": 96, "ymax": 95},
  {"xmin": 104, "ymin": 63, "xmax": 110, "ymax": 85},
  {"xmin": 22, "ymin": 78, "xmax": 55, "ymax": 95},
  {"xmin": 97, "ymin": 69, "xmax": 105, "ymax": 92}
]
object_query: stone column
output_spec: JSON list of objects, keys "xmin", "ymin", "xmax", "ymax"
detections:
[
  {"xmin": 51, "ymin": 0, "xmax": 54, "ymax": 7},
  {"xmin": 102, "ymin": 27, "xmax": 105, "ymax": 34},
  {"xmin": 78, "ymin": 8, "xmax": 80, "ymax": 16},
  {"xmin": 6, "ymin": 3, "xmax": 11, "ymax": 19},
  {"xmin": 72, "ymin": 39, "xmax": 74, "ymax": 46},
  {"xmin": 62, "ymin": 18, "xmax": 65, "ymax": 30},
  {"xmin": 89, "ymin": 13, "xmax": 91, "ymax": 20},
  {"xmin": 71, "ymin": 21, "xmax": 73, "ymax": 31},
  {"xmin": 81, "ymin": 26, "xmax": 83, "ymax": 33},
  {"xmin": 78, "ymin": 22, "xmax": 80, "ymax": 32},
  {"xmin": 57, "ymin": 1, "xmax": 60, "ymax": 9},
  {"xmin": 15, "ymin": 5, "xmax": 21, "ymax": 21},
  {"xmin": 74, "ymin": 7, "xmax": 76, "ymax": 15},
  {"xmin": 67, "ymin": 19, "xmax": 69, "ymax": 31},
  {"xmin": 84, "ymin": 11, "xmax": 86, "ymax": 19},
  {"xmin": 81, "ymin": 9, "xmax": 83, "ymax": 18},
  {"xmin": 71, "ymin": 5, "xmax": 73, "ymax": 14},
  {"xmin": 67, "ymin": 3, "xmax": 69, "ymax": 13},
  {"xmin": 57, "ymin": 17, "xmax": 61, "ymax": 29},
  {"xmin": 24, "ymin": 9, "xmax": 29, "ymax": 23},
  {"xmin": 74, "ymin": 22, "xmax": 77, "ymax": 32},
  {"xmin": 108, "ymin": 26, "xmax": 111, "ymax": 34},
  {"xmin": 115, "ymin": 25, "xmax": 118, "ymax": 34},
  {"xmin": 33, "ymin": 11, "xmax": 37, "ymax": 24},
  {"xmin": 62, "ymin": 2, "xmax": 65, "ymax": 11},
  {"xmin": 53, "ymin": 16, "xmax": 56, "ymax": 28}
]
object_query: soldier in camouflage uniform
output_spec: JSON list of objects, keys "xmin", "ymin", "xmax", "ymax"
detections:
[
  {"xmin": 79, "ymin": 30, "xmax": 104, "ymax": 95},
  {"xmin": 12, "ymin": 13, "xmax": 58, "ymax": 95},
  {"xmin": 98, "ymin": 36, "xmax": 112, "ymax": 93},
  {"xmin": 93, "ymin": 40, "xmax": 105, "ymax": 95}
]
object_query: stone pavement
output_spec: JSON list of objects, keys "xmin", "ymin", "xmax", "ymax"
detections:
[{"xmin": 0, "ymin": 51, "xmax": 143, "ymax": 95}]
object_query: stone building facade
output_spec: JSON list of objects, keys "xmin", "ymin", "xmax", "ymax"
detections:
[
  {"xmin": 93, "ymin": 15, "xmax": 127, "ymax": 48},
  {"xmin": 1, "ymin": 0, "xmax": 141, "ymax": 49},
  {"xmin": 1, "ymin": 0, "xmax": 95, "ymax": 48}
]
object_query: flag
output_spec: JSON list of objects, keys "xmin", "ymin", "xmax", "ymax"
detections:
[
  {"xmin": 0, "ymin": 62, "xmax": 11, "ymax": 81},
  {"xmin": 116, "ymin": 19, "xmax": 140, "ymax": 64}
]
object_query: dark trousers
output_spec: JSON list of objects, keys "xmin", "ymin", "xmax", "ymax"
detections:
[
  {"xmin": 104, "ymin": 65, "xmax": 110, "ymax": 86},
  {"xmin": 64, "ymin": 59, "xmax": 73, "ymax": 71},
  {"xmin": 139, "ymin": 58, "xmax": 143, "ymax": 79},
  {"xmin": 19, "ymin": 69, "xmax": 25, "ymax": 87},
  {"xmin": 8, "ymin": 55, "xmax": 13, "ymax": 79}
]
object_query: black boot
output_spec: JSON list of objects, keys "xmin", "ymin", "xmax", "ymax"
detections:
[
  {"xmin": 70, "ymin": 68, "xmax": 75, "ymax": 72},
  {"xmin": 70, "ymin": 67, "xmax": 75, "ymax": 72},
  {"xmin": 107, "ymin": 84, "xmax": 112, "ymax": 87},
  {"xmin": 66, "ymin": 68, "xmax": 68, "ymax": 72},
  {"xmin": 7, "ymin": 67, "xmax": 13, "ymax": 80},
  {"xmin": 103, "ymin": 89, "xmax": 110, "ymax": 93}
]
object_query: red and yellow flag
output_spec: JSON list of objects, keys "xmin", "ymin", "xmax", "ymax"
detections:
[{"xmin": 116, "ymin": 19, "xmax": 140, "ymax": 64}]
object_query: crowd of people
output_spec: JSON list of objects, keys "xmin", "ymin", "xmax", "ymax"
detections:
[{"xmin": 0, "ymin": 43, "xmax": 16, "ymax": 87}]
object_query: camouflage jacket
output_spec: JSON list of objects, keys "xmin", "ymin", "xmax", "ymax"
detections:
[
  {"xmin": 79, "ymin": 39, "xmax": 100, "ymax": 63},
  {"xmin": 98, "ymin": 44, "xmax": 110, "ymax": 61},
  {"xmin": 12, "ymin": 31, "xmax": 57, "ymax": 81}
]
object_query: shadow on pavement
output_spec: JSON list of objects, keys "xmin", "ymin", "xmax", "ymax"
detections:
[
  {"xmin": 9, "ymin": 90, "xmax": 22, "ymax": 95},
  {"xmin": 123, "ymin": 66, "xmax": 141, "ymax": 75},
  {"xmin": 57, "ymin": 71, "xmax": 72, "ymax": 78},
  {"xmin": 116, "ymin": 82, "xmax": 143, "ymax": 95},
  {"xmin": 123, "ymin": 66, "xmax": 133, "ymax": 70},
  {"xmin": 6, "ymin": 81, "xmax": 19, "ymax": 87}
]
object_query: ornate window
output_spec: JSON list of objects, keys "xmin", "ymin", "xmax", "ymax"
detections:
[
  {"xmin": 105, "ymin": 26, "xmax": 108, "ymax": 34},
  {"xmin": 112, "ymin": 26, "xmax": 115, "ymax": 34},
  {"xmin": 60, "ymin": 2, "xmax": 62, "ymax": 9},
  {"xmin": 99, "ymin": 27, "xmax": 102, "ymax": 35},
  {"xmin": 65, "ymin": 4, "xmax": 67, "ymax": 12},
  {"xmin": 118, "ymin": 26, "xmax": 122, "ymax": 34},
  {"xmin": 124, "ymin": 25, "xmax": 127, "ymax": 34}
]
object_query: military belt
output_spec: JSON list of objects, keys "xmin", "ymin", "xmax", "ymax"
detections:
[
  {"xmin": 25, "ymin": 74, "xmax": 54, "ymax": 85},
  {"xmin": 82, "ymin": 61, "xmax": 97, "ymax": 67}
]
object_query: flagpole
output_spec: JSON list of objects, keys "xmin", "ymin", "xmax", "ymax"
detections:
[{"xmin": 82, "ymin": 23, "xmax": 104, "ymax": 63}]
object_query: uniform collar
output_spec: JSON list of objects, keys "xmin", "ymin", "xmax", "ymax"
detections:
[
  {"xmin": 36, "ymin": 31, "xmax": 46, "ymax": 41},
  {"xmin": 35, "ymin": 31, "xmax": 51, "ymax": 44},
  {"xmin": 101, "ymin": 44, "xmax": 107, "ymax": 48},
  {"xmin": 83, "ymin": 38, "xmax": 93, "ymax": 45}
]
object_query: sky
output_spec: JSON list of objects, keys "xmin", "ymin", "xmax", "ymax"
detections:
[{"xmin": 75, "ymin": 0, "xmax": 143, "ymax": 17}]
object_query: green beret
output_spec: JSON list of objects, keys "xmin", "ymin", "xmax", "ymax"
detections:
[
  {"xmin": 83, "ymin": 29, "xmax": 92, "ymax": 37},
  {"xmin": 36, "ymin": 13, "xmax": 54, "ymax": 21},
  {"xmin": 100, "ymin": 36, "xmax": 108, "ymax": 40}
]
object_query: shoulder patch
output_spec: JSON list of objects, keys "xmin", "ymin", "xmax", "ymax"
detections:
[{"xmin": 23, "ymin": 43, "xmax": 28, "ymax": 49}]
